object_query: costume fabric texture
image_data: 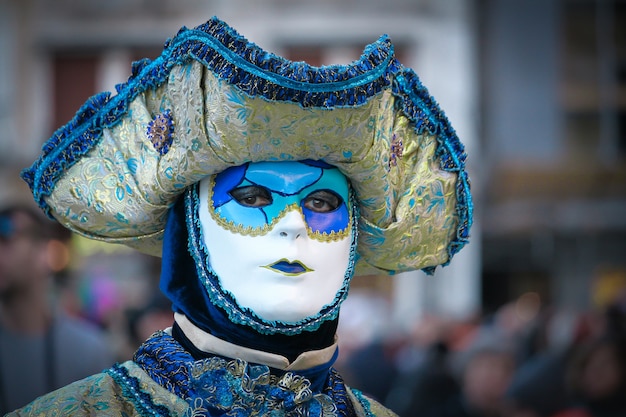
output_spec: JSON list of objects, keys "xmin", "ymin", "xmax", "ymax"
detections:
[{"xmin": 8, "ymin": 331, "xmax": 397, "ymax": 417}]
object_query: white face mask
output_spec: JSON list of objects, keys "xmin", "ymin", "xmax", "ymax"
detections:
[{"xmin": 198, "ymin": 161, "xmax": 353, "ymax": 324}]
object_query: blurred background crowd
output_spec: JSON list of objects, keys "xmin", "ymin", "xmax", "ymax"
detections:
[
  {"xmin": 1, "ymin": 0, "xmax": 625, "ymax": 416},
  {"xmin": 335, "ymin": 285, "xmax": 626, "ymax": 417}
]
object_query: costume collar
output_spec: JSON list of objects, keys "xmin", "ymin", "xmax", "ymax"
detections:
[
  {"xmin": 130, "ymin": 329, "xmax": 360, "ymax": 416},
  {"xmin": 175, "ymin": 312, "xmax": 338, "ymax": 371}
]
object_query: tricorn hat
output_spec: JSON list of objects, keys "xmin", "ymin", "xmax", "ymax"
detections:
[{"xmin": 22, "ymin": 16, "xmax": 472, "ymax": 275}]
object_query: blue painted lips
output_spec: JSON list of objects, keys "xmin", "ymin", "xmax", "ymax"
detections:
[{"xmin": 266, "ymin": 260, "xmax": 310, "ymax": 275}]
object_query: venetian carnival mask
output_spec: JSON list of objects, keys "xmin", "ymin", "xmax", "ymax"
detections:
[{"xmin": 198, "ymin": 160, "xmax": 355, "ymax": 324}]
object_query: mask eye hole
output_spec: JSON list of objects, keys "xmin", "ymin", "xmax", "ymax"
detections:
[
  {"xmin": 230, "ymin": 185, "xmax": 273, "ymax": 208},
  {"xmin": 303, "ymin": 190, "xmax": 342, "ymax": 213}
]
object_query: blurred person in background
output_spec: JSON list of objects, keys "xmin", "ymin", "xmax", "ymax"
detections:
[
  {"xmin": 552, "ymin": 305, "xmax": 626, "ymax": 417},
  {"xmin": 437, "ymin": 329, "xmax": 518, "ymax": 417},
  {"xmin": 384, "ymin": 315, "xmax": 461, "ymax": 416},
  {"xmin": 335, "ymin": 289, "xmax": 402, "ymax": 406},
  {"xmin": 505, "ymin": 277, "xmax": 626, "ymax": 417},
  {"xmin": 123, "ymin": 290, "xmax": 173, "ymax": 358},
  {"xmin": 567, "ymin": 336, "xmax": 626, "ymax": 417},
  {"xmin": 503, "ymin": 308, "xmax": 594, "ymax": 417},
  {"xmin": 0, "ymin": 169, "xmax": 116, "ymax": 414},
  {"xmin": 388, "ymin": 339, "xmax": 460, "ymax": 417}
]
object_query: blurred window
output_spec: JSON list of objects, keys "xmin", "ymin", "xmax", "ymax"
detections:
[{"xmin": 561, "ymin": 0, "xmax": 626, "ymax": 162}]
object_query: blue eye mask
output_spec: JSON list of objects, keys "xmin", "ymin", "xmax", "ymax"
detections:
[{"xmin": 210, "ymin": 161, "xmax": 350, "ymax": 237}]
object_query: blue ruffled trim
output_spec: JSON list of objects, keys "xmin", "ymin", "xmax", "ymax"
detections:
[
  {"xmin": 21, "ymin": 16, "xmax": 395, "ymax": 217},
  {"xmin": 392, "ymin": 70, "xmax": 473, "ymax": 274},
  {"xmin": 185, "ymin": 183, "xmax": 361, "ymax": 336},
  {"xmin": 106, "ymin": 363, "xmax": 173, "ymax": 417},
  {"xmin": 184, "ymin": 18, "xmax": 395, "ymax": 102}
]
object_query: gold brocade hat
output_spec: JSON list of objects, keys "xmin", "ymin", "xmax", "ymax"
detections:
[{"xmin": 22, "ymin": 16, "xmax": 472, "ymax": 275}]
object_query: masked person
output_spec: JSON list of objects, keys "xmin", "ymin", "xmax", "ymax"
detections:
[{"xmin": 9, "ymin": 16, "xmax": 472, "ymax": 417}]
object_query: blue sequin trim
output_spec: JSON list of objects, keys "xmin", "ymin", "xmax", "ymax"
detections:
[
  {"xmin": 392, "ymin": 70, "xmax": 473, "ymax": 274},
  {"xmin": 184, "ymin": 182, "xmax": 360, "ymax": 336},
  {"xmin": 21, "ymin": 16, "xmax": 395, "ymax": 217},
  {"xmin": 350, "ymin": 389, "xmax": 375, "ymax": 417},
  {"xmin": 106, "ymin": 363, "xmax": 173, "ymax": 417}
]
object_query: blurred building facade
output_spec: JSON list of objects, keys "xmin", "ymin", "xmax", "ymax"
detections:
[
  {"xmin": 479, "ymin": 0, "xmax": 626, "ymax": 315},
  {"xmin": 0, "ymin": 0, "xmax": 624, "ymax": 332}
]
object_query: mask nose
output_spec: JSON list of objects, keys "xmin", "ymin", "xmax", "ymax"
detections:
[{"xmin": 275, "ymin": 210, "xmax": 307, "ymax": 240}]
